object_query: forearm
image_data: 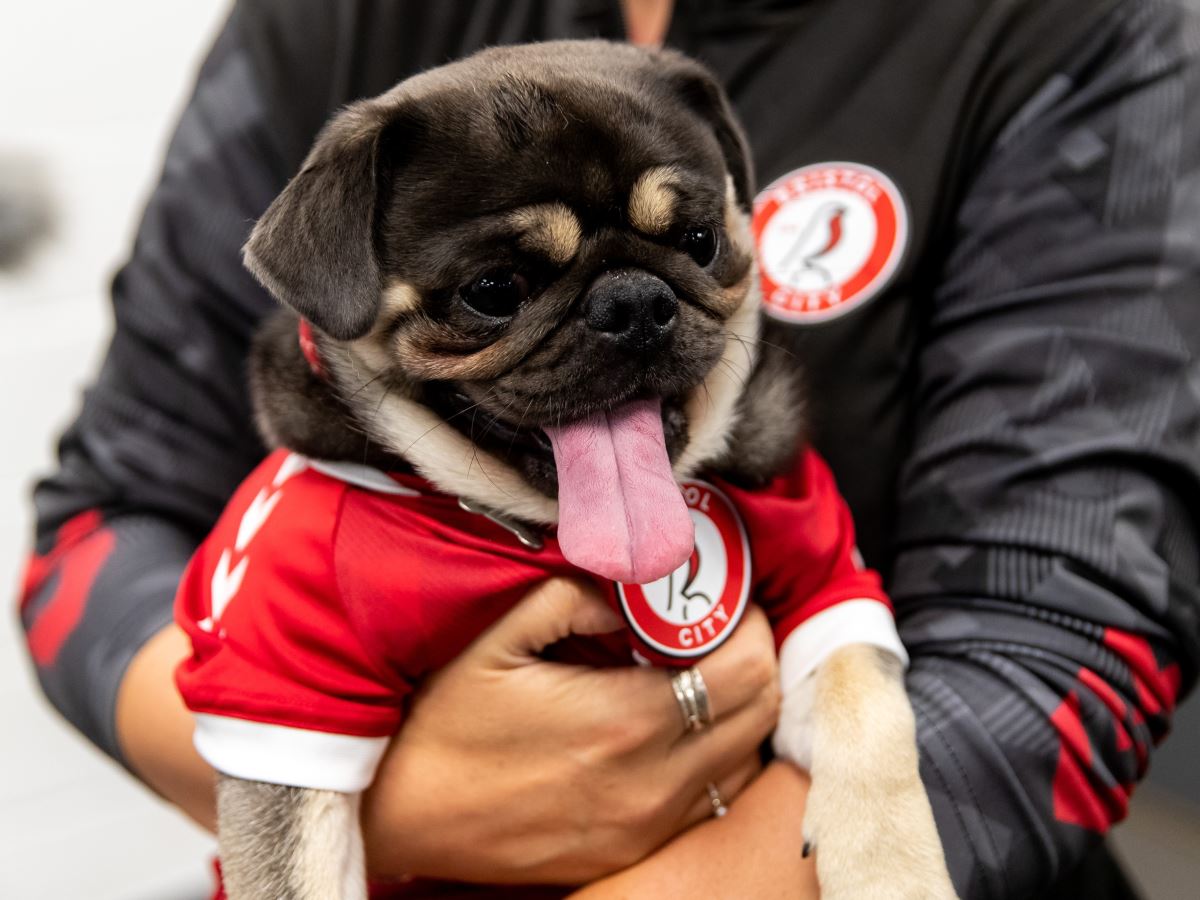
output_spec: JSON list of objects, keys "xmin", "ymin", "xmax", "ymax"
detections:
[
  {"xmin": 571, "ymin": 762, "xmax": 818, "ymax": 900},
  {"xmin": 115, "ymin": 624, "xmax": 218, "ymax": 830},
  {"xmin": 20, "ymin": 512, "xmax": 195, "ymax": 763},
  {"xmin": 901, "ymin": 605, "xmax": 1176, "ymax": 898},
  {"xmin": 891, "ymin": 1, "xmax": 1200, "ymax": 894}
]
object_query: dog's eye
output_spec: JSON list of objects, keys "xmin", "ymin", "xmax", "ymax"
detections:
[
  {"xmin": 459, "ymin": 270, "xmax": 531, "ymax": 318},
  {"xmin": 678, "ymin": 226, "xmax": 717, "ymax": 267}
]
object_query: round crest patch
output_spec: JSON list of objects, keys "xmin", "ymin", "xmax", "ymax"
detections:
[
  {"xmin": 616, "ymin": 480, "xmax": 751, "ymax": 660},
  {"xmin": 753, "ymin": 162, "xmax": 909, "ymax": 324}
]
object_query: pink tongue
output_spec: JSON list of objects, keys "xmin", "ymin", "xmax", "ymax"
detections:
[{"xmin": 546, "ymin": 398, "xmax": 694, "ymax": 584}]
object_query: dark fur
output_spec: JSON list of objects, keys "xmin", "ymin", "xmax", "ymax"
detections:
[
  {"xmin": 716, "ymin": 334, "xmax": 808, "ymax": 487},
  {"xmin": 249, "ymin": 312, "xmax": 401, "ymax": 467}
]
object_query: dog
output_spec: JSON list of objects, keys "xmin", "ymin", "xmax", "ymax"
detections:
[{"xmin": 182, "ymin": 40, "xmax": 956, "ymax": 900}]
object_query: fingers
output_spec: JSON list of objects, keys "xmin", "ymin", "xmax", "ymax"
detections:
[
  {"xmin": 697, "ymin": 604, "xmax": 777, "ymax": 721},
  {"xmin": 635, "ymin": 605, "xmax": 779, "ymax": 740},
  {"xmin": 466, "ymin": 577, "xmax": 623, "ymax": 666},
  {"xmin": 673, "ymin": 671, "xmax": 781, "ymax": 777}
]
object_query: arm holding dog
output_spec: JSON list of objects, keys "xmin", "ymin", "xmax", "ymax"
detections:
[
  {"xmin": 118, "ymin": 581, "xmax": 780, "ymax": 887},
  {"xmin": 887, "ymin": 7, "xmax": 1200, "ymax": 894}
]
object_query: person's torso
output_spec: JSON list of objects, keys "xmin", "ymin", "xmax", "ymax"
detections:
[{"xmin": 239, "ymin": 0, "xmax": 1120, "ymax": 578}]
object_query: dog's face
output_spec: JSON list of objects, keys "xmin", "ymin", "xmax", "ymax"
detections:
[{"xmin": 246, "ymin": 42, "xmax": 762, "ymax": 532}]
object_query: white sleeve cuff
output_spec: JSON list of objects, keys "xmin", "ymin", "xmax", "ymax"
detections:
[
  {"xmin": 778, "ymin": 599, "xmax": 908, "ymax": 695},
  {"xmin": 193, "ymin": 714, "xmax": 388, "ymax": 793}
]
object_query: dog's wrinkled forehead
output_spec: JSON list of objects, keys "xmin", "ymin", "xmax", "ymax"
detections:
[{"xmin": 382, "ymin": 77, "xmax": 728, "ymax": 274}]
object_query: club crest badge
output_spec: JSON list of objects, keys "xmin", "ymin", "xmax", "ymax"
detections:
[
  {"xmin": 616, "ymin": 480, "xmax": 751, "ymax": 660},
  {"xmin": 753, "ymin": 162, "xmax": 909, "ymax": 324}
]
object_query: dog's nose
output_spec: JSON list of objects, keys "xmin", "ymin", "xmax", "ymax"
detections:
[{"xmin": 584, "ymin": 269, "xmax": 678, "ymax": 355}]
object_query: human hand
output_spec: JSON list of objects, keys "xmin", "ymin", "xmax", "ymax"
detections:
[{"xmin": 361, "ymin": 577, "xmax": 781, "ymax": 884}]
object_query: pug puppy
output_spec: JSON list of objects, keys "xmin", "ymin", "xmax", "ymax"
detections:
[{"xmin": 211, "ymin": 40, "xmax": 955, "ymax": 900}]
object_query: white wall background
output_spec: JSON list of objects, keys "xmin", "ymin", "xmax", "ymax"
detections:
[{"xmin": 1, "ymin": 2, "xmax": 1198, "ymax": 899}]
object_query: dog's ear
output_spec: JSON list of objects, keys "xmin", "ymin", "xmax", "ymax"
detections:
[
  {"xmin": 653, "ymin": 52, "xmax": 754, "ymax": 210},
  {"xmin": 243, "ymin": 94, "xmax": 414, "ymax": 340}
]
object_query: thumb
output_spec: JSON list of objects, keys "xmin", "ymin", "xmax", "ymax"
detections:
[{"xmin": 473, "ymin": 577, "xmax": 623, "ymax": 666}]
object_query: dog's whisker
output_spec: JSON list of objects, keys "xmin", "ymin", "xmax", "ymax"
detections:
[
  {"xmin": 474, "ymin": 391, "xmax": 518, "ymax": 444},
  {"xmin": 347, "ymin": 370, "xmax": 391, "ymax": 403},
  {"xmin": 507, "ymin": 397, "xmax": 536, "ymax": 457},
  {"xmin": 472, "ymin": 442, "xmax": 516, "ymax": 500},
  {"xmin": 466, "ymin": 407, "xmax": 481, "ymax": 477},
  {"xmin": 399, "ymin": 392, "xmax": 498, "ymax": 456},
  {"xmin": 363, "ymin": 383, "xmax": 394, "ymax": 464},
  {"xmin": 714, "ymin": 357, "xmax": 752, "ymax": 391},
  {"xmin": 742, "ymin": 334, "xmax": 799, "ymax": 361}
]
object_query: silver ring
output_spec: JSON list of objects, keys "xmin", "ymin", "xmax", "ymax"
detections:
[
  {"xmin": 705, "ymin": 782, "xmax": 729, "ymax": 818},
  {"xmin": 670, "ymin": 666, "xmax": 713, "ymax": 733}
]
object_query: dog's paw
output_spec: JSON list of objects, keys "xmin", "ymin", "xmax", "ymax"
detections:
[{"xmin": 799, "ymin": 645, "xmax": 958, "ymax": 900}]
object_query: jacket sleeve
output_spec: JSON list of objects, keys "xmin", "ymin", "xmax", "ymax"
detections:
[
  {"xmin": 894, "ymin": 2, "xmax": 1200, "ymax": 896},
  {"xmin": 17, "ymin": 2, "xmax": 327, "ymax": 763}
]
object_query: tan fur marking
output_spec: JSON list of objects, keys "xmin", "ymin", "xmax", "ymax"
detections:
[
  {"xmin": 343, "ymin": 280, "xmax": 422, "ymax": 376},
  {"xmin": 628, "ymin": 165, "xmax": 681, "ymax": 235},
  {"xmin": 709, "ymin": 257, "xmax": 755, "ymax": 319},
  {"xmin": 509, "ymin": 203, "xmax": 582, "ymax": 265},
  {"xmin": 392, "ymin": 319, "xmax": 530, "ymax": 382},
  {"xmin": 401, "ymin": 342, "xmax": 513, "ymax": 380},
  {"xmin": 390, "ymin": 284, "xmax": 573, "ymax": 382},
  {"xmin": 380, "ymin": 279, "xmax": 422, "ymax": 319},
  {"xmin": 673, "ymin": 276, "xmax": 760, "ymax": 478},
  {"xmin": 723, "ymin": 174, "xmax": 753, "ymax": 259},
  {"xmin": 704, "ymin": 175, "xmax": 756, "ymax": 318}
]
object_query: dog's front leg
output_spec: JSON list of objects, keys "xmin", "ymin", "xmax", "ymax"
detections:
[
  {"xmin": 217, "ymin": 776, "xmax": 367, "ymax": 900},
  {"xmin": 774, "ymin": 645, "xmax": 957, "ymax": 900}
]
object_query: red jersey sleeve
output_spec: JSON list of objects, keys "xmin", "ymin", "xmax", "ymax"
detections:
[
  {"xmin": 717, "ymin": 449, "xmax": 907, "ymax": 692},
  {"xmin": 175, "ymin": 451, "xmax": 408, "ymax": 792}
]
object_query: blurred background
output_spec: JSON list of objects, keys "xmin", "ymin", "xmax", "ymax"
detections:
[
  {"xmin": 0, "ymin": 4, "xmax": 226, "ymax": 898},
  {"xmin": 0, "ymin": 2, "xmax": 1198, "ymax": 898}
]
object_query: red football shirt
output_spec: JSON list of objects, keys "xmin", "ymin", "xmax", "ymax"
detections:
[{"xmin": 176, "ymin": 448, "xmax": 902, "ymax": 792}]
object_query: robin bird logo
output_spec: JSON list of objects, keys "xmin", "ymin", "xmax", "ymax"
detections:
[
  {"xmin": 666, "ymin": 545, "xmax": 714, "ymax": 622},
  {"xmin": 776, "ymin": 201, "xmax": 847, "ymax": 288},
  {"xmin": 615, "ymin": 479, "xmax": 751, "ymax": 659}
]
